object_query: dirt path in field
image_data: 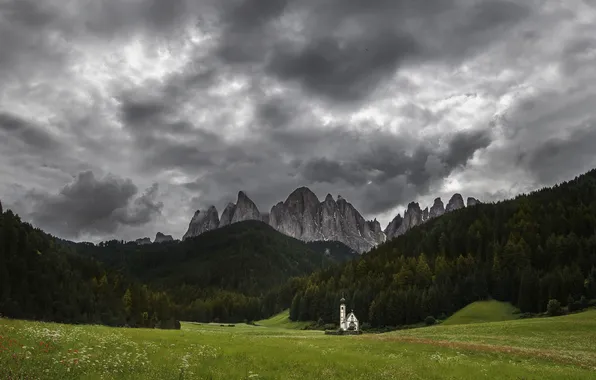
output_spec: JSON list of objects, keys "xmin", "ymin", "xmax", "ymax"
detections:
[{"xmin": 367, "ymin": 335, "xmax": 596, "ymax": 370}]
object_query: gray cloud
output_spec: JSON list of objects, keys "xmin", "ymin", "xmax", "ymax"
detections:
[
  {"xmin": 293, "ymin": 128, "xmax": 492, "ymax": 214},
  {"xmin": 442, "ymin": 129, "xmax": 493, "ymax": 169},
  {"xmin": 1, "ymin": 0, "xmax": 595, "ymax": 240},
  {"xmin": 26, "ymin": 171, "xmax": 163, "ymax": 239},
  {"xmin": 0, "ymin": 112, "xmax": 62, "ymax": 151},
  {"xmin": 216, "ymin": 0, "xmax": 532, "ymax": 103}
]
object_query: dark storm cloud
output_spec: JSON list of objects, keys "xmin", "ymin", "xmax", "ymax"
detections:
[
  {"xmin": 120, "ymin": 99, "xmax": 170, "ymax": 126},
  {"xmin": 267, "ymin": 32, "xmax": 419, "ymax": 103},
  {"xmin": 215, "ymin": 0, "xmax": 532, "ymax": 103},
  {"xmin": 0, "ymin": 1, "xmax": 71, "ymax": 79},
  {"xmin": 0, "ymin": 112, "xmax": 62, "ymax": 151},
  {"xmin": 442, "ymin": 129, "xmax": 493, "ymax": 168},
  {"xmin": 301, "ymin": 158, "xmax": 369, "ymax": 186},
  {"xmin": 1, "ymin": 0, "xmax": 594, "ymax": 240},
  {"xmin": 27, "ymin": 171, "xmax": 163, "ymax": 238},
  {"xmin": 525, "ymin": 122, "xmax": 596, "ymax": 184},
  {"xmin": 296, "ymin": 128, "xmax": 493, "ymax": 214}
]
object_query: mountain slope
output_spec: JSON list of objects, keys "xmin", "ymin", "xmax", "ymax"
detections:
[
  {"xmin": 81, "ymin": 220, "xmax": 350, "ymax": 297},
  {"xmin": 281, "ymin": 169, "xmax": 596, "ymax": 327}
]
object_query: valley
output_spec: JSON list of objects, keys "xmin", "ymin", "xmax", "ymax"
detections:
[{"xmin": 2, "ymin": 308, "xmax": 595, "ymax": 379}]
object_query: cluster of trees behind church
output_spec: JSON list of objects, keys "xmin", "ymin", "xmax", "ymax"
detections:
[{"xmin": 1, "ymin": 168, "xmax": 596, "ymax": 329}]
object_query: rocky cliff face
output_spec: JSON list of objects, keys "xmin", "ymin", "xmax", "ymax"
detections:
[
  {"xmin": 182, "ymin": 192, "xmax": 262, "ymax": 240},
  {"xmin": 446, "ymin": 193, "xmax": 465, "ymax": 212},
  {"xmin": 180, "ymin": 187, "xmax": 480, "ymax": 252},
  {"xmin": 429, "ymin": 198, "xmax": 445, "ymax": 218},
  {"xmin": 182, "ymin": 205, "xmax": 220, "ymax": 240},
  {"xmin": 384, "ymin": 213, "xmax": 403, "ymax": 239},
  {"xmin": 386, "ymin": 202, "xmax": 424, "ymax": 239},
  {"xmin": 231, "ymin": 191, "xmax": 261, "ymax": 224},
  {"xmin": 135, "ymin": 237, "xmax": 151, "ymax": 245},
  {"xmin": 270, "ymin": 187, "xmax": 322, "ymax": 241},
  {"xmin": 219, "ymin": 203, "xmax": 236, "ymax": 227},
  {"xmin": 384, "ymin": 193, "xmax": 481, "ymax": 240},
  {"xmin": 154, "ymin": 232, "xmax": 173, "ymax": 243},
  {"xmin": 467, "ymin": 197, "xmax": 480, "ymax": 207},
  {"xmin": 268, "ymin": 189, "xmax": 384, "ymax": 252}
]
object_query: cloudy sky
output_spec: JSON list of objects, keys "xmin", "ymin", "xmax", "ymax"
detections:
[{"xmin": 1, "ymin": 0, "xmax": 595, "ymax": 242}]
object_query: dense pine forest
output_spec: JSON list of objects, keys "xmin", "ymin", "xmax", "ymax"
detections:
[
  {"xmin": 2, "ymin": 168, "xmax": 596, "ymax": 328},
  {"xmin": 285, "ymin": 169, "xmax": 596, "ymax": 327},
  {"xmin": 0, "ymin": 202, "xmax": 180, "ymax": 328},
  {"xmin": 0, "ymin": 210, "xmax": 348, "ymax": 325},
  {"xmin": 74, "ymin": 221, "xmax": 353, "ymax": 322}
]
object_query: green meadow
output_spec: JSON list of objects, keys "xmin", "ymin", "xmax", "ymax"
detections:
[
  {"xmin": 2, "ymin": 309, "xmax": 595, "ymax": 379},
  {"xmin": 254, "ymin": 309, "xmax": 311, "ymax": 329},
  {"xmin": 441, "ymin": 300, "xmax": 520, "ymax": 326}
]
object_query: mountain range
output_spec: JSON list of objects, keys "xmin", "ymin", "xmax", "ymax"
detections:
[
  {"xmin": 135, "ymin": 232, "xmax": 174, "ymax": 245},
  {"xmin": 182, "ymin": 187, "xmax": 480, "ymax": 252}
]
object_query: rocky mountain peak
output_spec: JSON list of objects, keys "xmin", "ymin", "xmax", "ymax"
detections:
[
  {"xmin": 180, "ymin": 186, "xmax": 480, "ymax": 253},
  {"xmin": 446, "ymin": 193, "xmax": 465, "ymax": 212},
  {"xmin": 135, "ymin": 237, "xmax": 151, "ymax": 245},
  {"xmin": 430, "ymin": 197, "xmax": 445, "ymax": 218},
  {"xmin": 285, "ymin": 186, "xmax": 320, "ymax": 213},
  {"xmin": 384, "ymin": 213, "xmax": 402, "ymax": 238},
  {"xmin": 231, "ymin": 191, "xmax": 261, "ymax": 224},
  {"xmin": 220, "ymin": 202, "xmax": 236, "ymax": 227},
  {"xmin": 182, "ymin": 206, "xmax": 220, "ymax": 240},
  {"xmin": 407, "ymin": 202, "xmax": 421, "ymax": 212},
  {"xmin": 385, "ymin": 203, "xmax": 423, "ymax": 240},
  {"xmin": 467, "ymin": 197, "xmax": 480, "ymax": 207},
  {"xmin": 154, "ymin": 232, "xmax": 173, "ymax": 243},
  {"xmin": 268, "ymin": 188, "xmax": 385, "ymax": 252}
]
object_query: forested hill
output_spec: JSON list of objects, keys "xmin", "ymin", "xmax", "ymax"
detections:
[
  {"xmin": 73, "ymin": 221, "xmax": 357, "ymax": 323},
  {"xmin": 0, "ymin": 203, "xmax": 356, "ymax": 326},
  {"xmin": 285, "ymin": 169, "xmax": 596, "ymax": 327},
  {"xmin": 0, "ymin": 204, "xmax": 179, "ymax": 328},
  {"xmin": 78, "ymin": 220, "xmax": 356, "ymax": 297}
]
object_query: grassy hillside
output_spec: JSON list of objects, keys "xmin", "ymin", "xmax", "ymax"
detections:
[
  {"xmin": 256, "ymin": 309, "xmax": 312, "ymax": 329},
  {"xmin": 2, "ymin": 310, "xmax": 596, "ymax": 379},
  {"xmin": 442, "ymin": 300, "xmax": 519, "ymax": 326}
]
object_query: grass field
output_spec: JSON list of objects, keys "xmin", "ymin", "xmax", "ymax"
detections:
[
  {"xmin": 1, "ymin": 310, "xmax": 595, "ymax": 379},
  {"xmin": 442, "ymin": 300, "xmax": 520, "ymax": 326},
  {"xmin": 255, "ymin": 309, "xmax": 312, "ymax": 329}
]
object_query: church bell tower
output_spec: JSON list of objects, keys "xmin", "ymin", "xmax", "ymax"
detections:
[{"xmin": 339, "ymin": 296, "xmax": 346, "ymax": 330}]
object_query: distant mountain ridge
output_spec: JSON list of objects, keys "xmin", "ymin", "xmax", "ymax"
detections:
[
  {"xmin": 384, "ymin": 194, "xmax": 480, "ymax": 240},
  {"xmin": 182, "ymin": 187, "xmax": 481, "ymax": 252}
]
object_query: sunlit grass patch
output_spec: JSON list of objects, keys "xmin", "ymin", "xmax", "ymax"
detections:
[{"xmin": 442, "ymin": 300, "xmax": 520, "ymax": 326}]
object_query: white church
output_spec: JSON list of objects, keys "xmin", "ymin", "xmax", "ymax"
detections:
[{"xmin": 339, "ymin": 296, "xmax": 359, "ymax": 332}]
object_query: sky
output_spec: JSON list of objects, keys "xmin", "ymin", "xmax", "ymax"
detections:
[{"xmin": 1, "ymin": 0, "xmax": 596, "ymax": 242}]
